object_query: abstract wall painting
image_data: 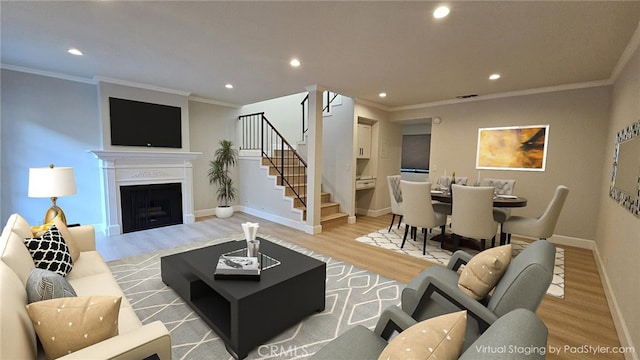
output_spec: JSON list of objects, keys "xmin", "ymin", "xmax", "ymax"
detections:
[{"xmin": 476, "ymin": 125, "xmax": 549, "ymax": 171}]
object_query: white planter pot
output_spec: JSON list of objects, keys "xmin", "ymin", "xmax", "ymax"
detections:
[{"xmin": 215, "ymin": 206, "xmax": 234, "ymax": 218}]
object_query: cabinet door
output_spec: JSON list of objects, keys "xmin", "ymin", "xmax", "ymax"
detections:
[{"xmin": 357, "ymin": 124, "xmax": 372, "ymax": 159}]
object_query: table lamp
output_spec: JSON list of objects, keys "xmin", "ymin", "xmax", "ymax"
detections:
[{"xmin": 28, "ymin": 164, "xmax": 77, "ymax": 225}]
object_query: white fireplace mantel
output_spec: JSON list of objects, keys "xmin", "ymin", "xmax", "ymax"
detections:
[
  {"xmin": 90, "ymin": 150, "xmax": 202, "ymax": 236},
  {"xmin": 91, "ymin": 150, "xmax": 202, "ymax": 162}
]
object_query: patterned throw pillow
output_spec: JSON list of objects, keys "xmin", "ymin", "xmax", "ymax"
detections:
[
  {"xmin": 25, "ymin": 296, "xmax": 121, "ymax": 360},
  {"xmin": 458, "ymin": 244, "xmax": 512, "ymax": 300},
  {"xmin": 30, "ymin": 216, "xmax": 80, "ymax": 262},
  {"xmin": 26, "ymin": 268, "xmax": 77, "ymax": 303},
  {"xmin": 23, "ymin": 225, "xmax": 74, "ymax": 277},
  {"xmin": 378, "ymin": 311, "xmax": 467, "ymax": 360}
]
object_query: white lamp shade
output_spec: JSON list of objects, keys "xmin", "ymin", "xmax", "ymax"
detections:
[{"xmin": 28, "ymin": 167, "xmax": 77, "ymax": 198}]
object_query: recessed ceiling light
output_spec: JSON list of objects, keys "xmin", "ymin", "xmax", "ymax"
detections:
[
  {"xmin": 433, "ymin": 6, "xmax": 450, "ymax": 19},
  {"xmin": 379, "ymin": 92, "xmax": 387, "ymax": 98},
  {"xmin": 225, "ymin": 84, "xmax": 234, "ymax": 89},
  {"xmin": 68, "ymin": 48, "xmax": 83, "ymax": 56},
  {"xmin": 290, "ymin": 58, "xmax": 301, "ymax": 67},
  {"xmin": 489, "ymin": 74, "xmax": 501, "ymax": 80}
]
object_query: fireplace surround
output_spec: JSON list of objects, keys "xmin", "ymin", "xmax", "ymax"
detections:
[{"xmin": 91, "ymin": 150, "xmax": 201, "ymax": 236}]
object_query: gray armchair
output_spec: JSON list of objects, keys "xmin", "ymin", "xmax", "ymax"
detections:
[
  {"xmin": 310, "ymin": 306, "xmax": 548, "ymax": 360},
  {"xmin": 401, "ymin": 239, "xmax": 556, "ymax": 350}
]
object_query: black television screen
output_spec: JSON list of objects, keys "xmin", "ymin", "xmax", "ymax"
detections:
[{"xmin": 109, "ymin": 97, "xmax": 182, "ymax": 148}]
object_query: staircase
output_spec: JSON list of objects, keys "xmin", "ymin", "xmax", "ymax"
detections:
[
  {"xmin": 240, "ymin": 111, "xmax": 348, "ymax": 229},
  {"xmin": 261, "ymin": 151, "xmax": 348, "ymax": 228}
]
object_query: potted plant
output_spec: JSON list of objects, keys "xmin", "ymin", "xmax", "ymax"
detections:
[{"xmin": 208, "ymin": 139, "xmax": 238, "ymax": 218}]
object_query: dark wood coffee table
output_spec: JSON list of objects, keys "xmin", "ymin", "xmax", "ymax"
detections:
[{"xmin": 160, "ymin": 238, "xmax": 326, "ymax": 359}]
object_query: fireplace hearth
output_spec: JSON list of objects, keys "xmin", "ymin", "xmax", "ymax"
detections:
[{"xmin": 120, "ymin": 183, "xmax": 183, "ymax": 233}]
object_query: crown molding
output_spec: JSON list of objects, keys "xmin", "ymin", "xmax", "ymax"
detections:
[
  {"xmin": 0, "ymin": 64, "xmax": 96, "ymax": 84},
  {"xmin": 354, "ymin": 97, "xmax": 392, "ymax": 111},
  {"xmin": 2, "ymin": 63, "xmax": 619, "ymax": 114},
  {"xmin": 389, "ymin": 79, "xmax": 613, "ymax": 112},
  {"xmin": 611, "ymin": 20, "xmax": 640, "ymax": 82},
  {"xmin": 188, "ymin": 95, "xmax": 240, "ymax": 108},
  {"xmin": 93, "ymin": 76, "xmax": 191, "ymax": 97}
]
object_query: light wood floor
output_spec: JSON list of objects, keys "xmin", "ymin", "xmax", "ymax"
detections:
[{"xmin": 97, "ymin": 212, "xmax": 624, "ymax": 360}]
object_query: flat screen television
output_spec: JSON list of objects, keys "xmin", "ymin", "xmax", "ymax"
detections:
[{"xmin": 109, "ymin": 97, "xmax": 182, "ymax": 148}]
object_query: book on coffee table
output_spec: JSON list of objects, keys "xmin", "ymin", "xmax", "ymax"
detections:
[{"xmin": 214, "ymin": 256, "xmax": 261, "ymax": 280}]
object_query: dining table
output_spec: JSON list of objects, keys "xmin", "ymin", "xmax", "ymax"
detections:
[
  {"xmin": 430, "ymin": 191, "xmax": 528, "ymax": 208},
  {"xmin": 429, "ymin": 190, "xmax": 528, "ymax": 250}
]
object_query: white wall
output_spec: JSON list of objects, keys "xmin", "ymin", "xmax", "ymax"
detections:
[
  {"xmin": 188, "ymin": 100, "xmax": 240, "ymax": 214},
  {"xmin": 321, "ymin": 95, "xmax": 355, "ymax": 216},
  {"xmin": 240, "ymin": 92, "xmax": 307, "ymax": 147},
  {"xmin": 0, "ymin": 69, "xmax": 103, "ymax": 226},
  {"xmin": 596, "ymin": 42, "xmax": 640, "ymax": 354},
  {"xmin": 237, "ymin": 156, "xmax": 305, "ymax": 230},
  {"xmin": 97, "ymin": 81, "xmax": 191, "ymax": 152}
]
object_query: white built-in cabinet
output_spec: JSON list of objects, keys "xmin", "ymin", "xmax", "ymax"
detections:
[{"xmin": 357, "ymin": 123, "xmax": 372, "ymax": 159}]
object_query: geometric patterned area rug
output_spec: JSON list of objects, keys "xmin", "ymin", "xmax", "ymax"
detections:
[
  {"xmin": 355, "ymin": 227, "xmax": 565, "ymax": 299},
  {"xmin": 107, "ymin": 234, "xmax": 402, "ymax": 359}
]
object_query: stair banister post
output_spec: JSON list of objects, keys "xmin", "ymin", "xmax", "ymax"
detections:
[{"xmin": 304, "ymin": 85, "xmax": 326, "ymax": 234}]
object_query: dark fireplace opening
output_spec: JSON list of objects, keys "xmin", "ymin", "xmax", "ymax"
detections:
[{"xmin": 120, "ymin": 183, "xmax": 183, "ymax": 233}]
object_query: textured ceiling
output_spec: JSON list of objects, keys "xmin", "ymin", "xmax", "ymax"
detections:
[{"xmin": 2, "ymin": 1, "xmax": 640, "ymax": 108}]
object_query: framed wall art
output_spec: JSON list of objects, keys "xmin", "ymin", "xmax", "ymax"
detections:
[{"xmin": 476, "ymin": 125, "xmax": 549, "ymax": 171}]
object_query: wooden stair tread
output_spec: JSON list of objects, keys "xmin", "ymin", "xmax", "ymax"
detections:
[
  {"xmin": 294, "ymin": 202, "xmax": 339, "ymax": 211},
  {"xmin": 263, "ymin": 157, "xmax": 344, "ymax": 226},
  {"xmin": 321, "ymin": 212, "xmax": 348, "ymax": 221},
  {"xmin": 321, "ymin": 202, "xmax": 339, "ymax": 208}
]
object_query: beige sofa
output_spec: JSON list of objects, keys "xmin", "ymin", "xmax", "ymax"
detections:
[{"xmin": 1, "ymin": 213, "xmax": 172, "ymax": 359}]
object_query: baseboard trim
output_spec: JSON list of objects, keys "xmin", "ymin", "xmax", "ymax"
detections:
[
  {"xmin": 356, "ymin": 207, "xmax": 390, "ymax": 217},
  {"xmin": 592, "ymin": 246, "xmax": 638, "ymax": 360},
  {"xmin": 238, "ymin": 206, "xmax": 311, "ymax": 234},
  {"xmin": 194, "ymin": 208, "xmax": 215, "ymax": 217},
  {"xmin": 547, "ymin": 234, "xmax": 595, "ymax": 249},
  {"xmin": 194, "ymin": 205, "xmax": 243, "ymax": 218}
]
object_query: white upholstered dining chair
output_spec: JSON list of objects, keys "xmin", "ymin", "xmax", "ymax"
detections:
[
  {"xmin": 480, "ymin": 178, "xmax": 516, "ymax": 245},
  {"xmin": 400, "ymin": 181, "xmax": 447, "ymax": 255},
  {"xmin": 450, "ymin": 185, "xmax": 498, "ymax": 251},
  {"xmin": 502, "ymin": 185, "xmax": 569, "ymax": 241},
  {"xmin": 480, "ymin": 178, "xmax": 516, "ymax": 195},
  {"xmin": 436, "ymin": 175, "xmax": 468, "ymax": 188},
  {"xmin": 386, "ymin": 175, "xmax": 403, "ymax": 232}
]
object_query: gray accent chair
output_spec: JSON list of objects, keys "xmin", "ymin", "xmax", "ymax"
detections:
[
  {"xmin": 401, "ymin": 239, "xmax": 556, "ymax": 350},
  {"xmin": 310, "ymin": 306, "xmax": 548, "ymax": 360}
]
